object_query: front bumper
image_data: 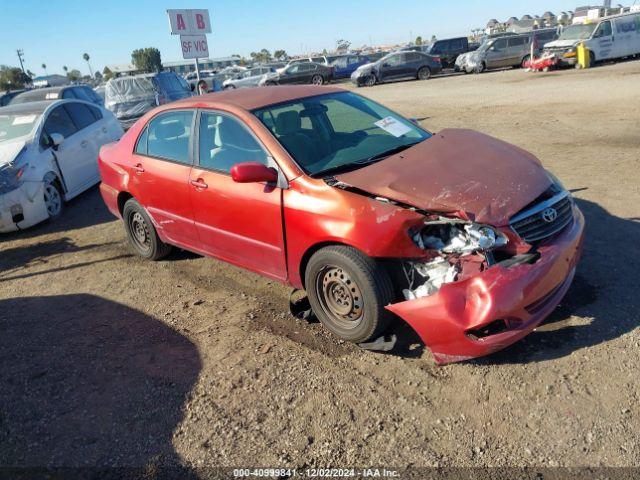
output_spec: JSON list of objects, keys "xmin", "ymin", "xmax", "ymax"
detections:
[
  {"xmin": 0, "ymin": 181, "xmax": 48, "ymax": 233},
  {"xmin": 387, "ymin": 205, "xmax": 585, "ymax": 364}
]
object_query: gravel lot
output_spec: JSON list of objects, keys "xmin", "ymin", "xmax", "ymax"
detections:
[{"xmin": 1, "ymin": 60, "xmax": 639, "ymax": 475}]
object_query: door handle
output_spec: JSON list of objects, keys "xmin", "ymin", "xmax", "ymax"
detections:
[
  {"xmin": 132, "ymin": 164, "xmax": 145, "ymax": 174},
  {"xmin": 81, "ymin": 140, "xmax": 89, "ymax": 148},
  {"xmin": 102, "ymin": 127, "xmax": 108, "ymax": 133},
  {"xmin": 190, "ymin": 178, "xmax": 208, "ymax": 189}
]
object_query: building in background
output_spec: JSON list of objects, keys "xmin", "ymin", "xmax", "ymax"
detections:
[
  {"xmin": 162, "ymin": 57, "xmax": 241, "ymax": 75},
  {"xmin": 32, "ymin": 74, "xmax": 70, "ymax": 87}
]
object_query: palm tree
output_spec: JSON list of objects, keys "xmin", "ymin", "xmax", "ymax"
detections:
[
  {"xmin": 63, "ymin": 65, "xmax": 68, "ymax": 77},
  {"xmin": 83, "ymin": 53, "xmax": 93, "ymax": 78},
  {"xmin": 41, "ymin": 63, "xmax": 47, "ymax": 75}
]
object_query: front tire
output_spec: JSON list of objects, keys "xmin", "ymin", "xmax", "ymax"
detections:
[
  {"xmin": 417, "ymin": 66, "xmax": 431, "ymax": 80},
  {"xmin": 305, "ymin": 246, "xmax": 394, "ymax": 343},
  {"xmin": 122, "ymin": 199, "xmax": 172, "ymax": 260},
  {"xmin": 364, "ymin": 75, "xmax": 377, "ymax": 87},
  {"xmin": 311, "ymin": 74, "xmax": 324, "ymax": 85},
  {"xmin": 43, "ymin": 178, "xmax": 64, "ymax": 220}
]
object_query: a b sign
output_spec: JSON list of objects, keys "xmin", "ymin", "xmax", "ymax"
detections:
[
  {"xmin": 167, "ymin": 9, "xmax": 211, "ymax": 35},
  {"xmin": 180, "ymin": 35, "xmax": 209, "ymax": 59}
]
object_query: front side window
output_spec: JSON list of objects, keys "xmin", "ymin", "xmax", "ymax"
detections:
[
  {"xmin": 595, "ymin": 21, "xmax": 612, "ymax": 37},
  {"xmin": 492, "ymin": 38, "xmax": 508, "ymax": 51},
  {"xmin": 146, "ymin": 111, "xmax": 194, "ymax": 164},
  {"xmin": 43, "ymin": 105, "xmax": 78, "ymax": 139},
  {"xmin": 198, "ymin": 112, "xmax": 268, "ymax": 173},
  {"xmin": 384, "ymin": 54, "xmax": 403, "ymax": 66},
  {"xmin": 253, "ymin": 92, "xmax": 431, "ymax": 177}
]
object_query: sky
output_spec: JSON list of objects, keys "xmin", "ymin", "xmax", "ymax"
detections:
[{"xmin": 0, "ymin": 0, "xmax": 584, "ymax": 76}]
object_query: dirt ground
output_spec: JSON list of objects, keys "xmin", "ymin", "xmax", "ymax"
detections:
[{"xmin": 1, "ymin": 60, "xmax": 639, "ymax": 475}]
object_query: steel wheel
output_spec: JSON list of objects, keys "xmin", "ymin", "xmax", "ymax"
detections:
[
  {"xmin": 44, "ymin": 181, "xmax": 62, "ymax": 218},
  {"xmin": 315, "ymin": 265, "xmax": 364, "ymax": 330},
  {"xmin": 129, "ymin": 211, "xmax": 152, "ymax": 253},
  {"xmin": 311, "ymin": 74, "xmax": 324, "ymax": 85}
]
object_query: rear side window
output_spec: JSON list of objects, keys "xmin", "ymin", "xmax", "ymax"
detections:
[
  {"xmin": 508, "ymin": 37, "xmax": 527, "ymax": 47},
  {"xmin": 61, "ymin": 89, "xmax": 77, "ymax": 99},
  {"xmin": 88, "ymin": 105, "xmax": 103, "ymax": 121},
  {"xmin": 450, "ymin": 39, "xmax": 464, "ymax": 50},
  {"xmin": 43, "ymin": 105, "xmax": 78, "ymax": 139},
  {"xmin": 146, "ymin": 111, "xmax": 194, "ymax": 164},
  {"xmin": 64, "ymin": 102, "xmax": 96, "ymax": 130}
]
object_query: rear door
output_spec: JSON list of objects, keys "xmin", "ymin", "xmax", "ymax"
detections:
[
  {"xmin": 189, "ymin": 110, "xmax": 287, "ymax": 280},
  {"xmin": 63, "ymin": 101, "xmax": 103, "ymax": 185},
  {"xmin": 506, "ymin": 36, "xmax": 528, "ymax": 65},
  {"xmin": 130, "ymin": 110, "xmax": 199, "ymax": 247}
]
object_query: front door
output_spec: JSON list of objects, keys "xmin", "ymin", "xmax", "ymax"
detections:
[
  {"xmin": 189, "ymin": 110, "xmax": 287, "ymax": 281},
  {"xmin": 41, "ymin": 104, "xmax": 92, "ymax": 196},
  {"xmin": 485, "ymin": 38, "xmax": 509, "ymax": 68},
  {"xmin": 378, "ymin": 53, "xmax": 406, "ymax": 81},
  {"xmin": 130, "ymin": 110, "xmax": 199, "ymax": 248},
  {"xmin": 591, "ymin": 20, "xmax": 615, "ymax": 60}
]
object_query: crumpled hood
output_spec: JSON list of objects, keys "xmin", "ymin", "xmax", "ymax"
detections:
[
  {"xmin": 0, "ymin": 140, "xmax": 27, "ymax": 167},
  {"xmin": 335, "ymin": 129, "xmax": 551, "ymax": 226}
]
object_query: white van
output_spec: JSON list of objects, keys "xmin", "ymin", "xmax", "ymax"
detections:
[{"xmin": 544, "ymin": 11, "xmax": 640, "ymax": 66}]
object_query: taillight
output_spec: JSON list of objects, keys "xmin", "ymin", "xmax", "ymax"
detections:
[{"xmin": 433, "ymin": 56, "xmax": 442, "ymax": 64}]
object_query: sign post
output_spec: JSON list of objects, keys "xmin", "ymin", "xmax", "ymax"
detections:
[{"xmin": 167, "ymin": 9, "xmax": 211, "ymax": 90}]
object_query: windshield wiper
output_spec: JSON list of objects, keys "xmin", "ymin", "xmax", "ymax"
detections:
[
  {"xmin": 356, "ymin": 142, "xmax": 420, "ymax": 165},
  {"xmin": 314, "ymin": 142, "xmax": 421, "ymax": 179}
]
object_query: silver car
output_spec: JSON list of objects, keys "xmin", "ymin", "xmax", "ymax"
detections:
[
  {"xmin": 222, "ymin": 67, "xmax": 276, "ymax": 90},
  {"xmin": 466, "ymin": 29, "xmax": 559, "ymax": 73}
]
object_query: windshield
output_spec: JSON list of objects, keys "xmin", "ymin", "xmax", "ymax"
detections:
[
  {"xmin": 253, "ymin": 92, "xmax": 431, "ymax": 177},
  {"xmin": 0, "ymin": 111, "xmax": 41, "ymax": 143},
  {"xmin": 559, "ymin": 23, "xmax": 597, "ymax": 41}
]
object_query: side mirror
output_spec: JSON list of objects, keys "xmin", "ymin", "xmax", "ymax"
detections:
[
  {"xmin": 230, "ymin": 162, "xmax": 278, "ymax": 184},
  {"xmin": 49, "ymin": 133, "xmax": 64, "ymax": 149},
  {"xmin": 382, "ymin": 63, "xmax": 390, "ymax": 68}
]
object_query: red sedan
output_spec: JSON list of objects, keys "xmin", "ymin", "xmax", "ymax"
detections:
[{"xmin": 98, "ymin": 86, "xmax": 584, "ymax": 364}]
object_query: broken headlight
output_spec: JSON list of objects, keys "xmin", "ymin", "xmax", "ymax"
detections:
[{"xmin": 412, "ymin": 219, "xmax": 508, "ymax": 254}]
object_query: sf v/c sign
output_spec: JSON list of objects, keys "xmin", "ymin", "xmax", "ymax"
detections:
[
  {"xmin": 167, "ymin": 9, "xmax": 211, "ymax": 35},
  {"xmin": 180, "ymin": 35, "xmax": 209, "ymax": 59}
]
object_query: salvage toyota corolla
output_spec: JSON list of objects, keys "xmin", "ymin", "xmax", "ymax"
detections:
[{"xmin": 98, "ymin": 86, "xmax": 584, "ymax": 364}]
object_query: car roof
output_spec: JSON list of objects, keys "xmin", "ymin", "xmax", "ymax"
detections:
[
  {"xmin": 0, "ymin": 100, "xmax": 55, "ymax": 114},
  {"xmin": 171, "ymin": 85, "xmax": 346, "ymax": 111}
]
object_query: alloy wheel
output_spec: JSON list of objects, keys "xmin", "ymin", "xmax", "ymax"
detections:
[
  {"xmin": 44, "ymin": 183, "xmax": 62, "ymax": 217},
  {"xmin": 311, "ymin": 75, "xmax": 324, "ymax": 85}
]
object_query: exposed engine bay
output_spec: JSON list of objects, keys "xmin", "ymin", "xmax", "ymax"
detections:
[{"xmin": 401, "ymin": 217, "xmax": 509, "ymax": 301}]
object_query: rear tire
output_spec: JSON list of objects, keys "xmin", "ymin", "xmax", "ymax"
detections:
[
  {"xmin": 305, "ymin": 246, "xmax": 394, "ymax": 343},
  {"xmin": 122, "ymin": 199, "xmax": 172, "ymax": 261},
  {"xmin": 311, "ymin": 74, "xmax": 324, "ymax": 85},
  {"xmin": 521, "ymin": 55, "xmax": 530, "ymax": 68},
  {"xmin": 417, "ymin": 66, "xmax": 431, "ymax": 80}
]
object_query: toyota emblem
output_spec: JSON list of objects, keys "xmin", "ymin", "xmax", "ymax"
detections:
[{"xmin": 541, "ymin": 208, "xmax": 558, "ymax": 223}]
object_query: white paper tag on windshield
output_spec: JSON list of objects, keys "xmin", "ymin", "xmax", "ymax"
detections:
[
  {"xmin": 375, "ymin": 116, "xmax": 412, "ymax": 138},
  {"xmin": 12, "ymin": 115, "xmax": 37, "ymax": 125}
]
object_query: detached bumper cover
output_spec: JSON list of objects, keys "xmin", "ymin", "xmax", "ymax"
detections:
[
  {"xmin": 387, "ymin": 206, "xmax": 585, "ymax": 364},
  {"xmin": 0, "ymin": 182, "xmax": 48, "ymax": 233}
]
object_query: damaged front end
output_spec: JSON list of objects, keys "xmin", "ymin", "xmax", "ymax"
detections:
[
  {"xmin": 401, "ymin": 217, "xmax": 507, "ymax": 301},
  {"xmin": 386, "ymin": 208, "xmax": 584, "ymax": 365}
]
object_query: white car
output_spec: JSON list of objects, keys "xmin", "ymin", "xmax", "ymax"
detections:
[{"xmin": 0, "ymin": 99, "xmax": 123, "ymax": 232}]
